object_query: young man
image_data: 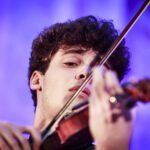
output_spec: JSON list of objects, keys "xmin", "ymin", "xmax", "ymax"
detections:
[{"xmin": 0, "ymin": 16, "xmax": 134, "ymax": 150}]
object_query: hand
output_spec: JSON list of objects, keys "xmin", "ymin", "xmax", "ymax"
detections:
[
  {"xmin": 89, "ymin": 67, "xmax": 136, "ymax": 150},
  {"xmin": 0, "ymin": 121, "xmax": 41, "ymax": 150}
]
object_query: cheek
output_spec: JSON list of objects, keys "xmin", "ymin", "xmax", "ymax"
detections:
[
  {"xmin": 43, "ymin": 70, "xmax": 71, "ymax": 102},
  {"xmin": 43, "ymin": 66, "xmax": 77, "ymax": 102}
]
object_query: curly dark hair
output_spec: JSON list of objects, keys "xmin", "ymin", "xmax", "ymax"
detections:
[{"xmin": 28, "ymin": 15, "xmax": 130, "ymax": 107}]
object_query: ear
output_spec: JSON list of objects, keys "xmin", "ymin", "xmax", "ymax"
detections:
[{"xmin": 30, "ymin": 71, "xmax": 43, "ymax": 91}]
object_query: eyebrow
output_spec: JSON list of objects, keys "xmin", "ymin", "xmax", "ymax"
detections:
[{"xmin": 62, "ymin": 49, "xmax": 88, "ymax": 55}]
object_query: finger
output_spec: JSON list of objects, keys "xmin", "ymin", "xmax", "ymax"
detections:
[
  {"xmin": 104, "ymin": 71, "xmax": 125, "ymax": 113},
  {"xmin": 1, "ymin": 122, "xmax": 31, "ymax": 150},
  {"xmin": 0, "ymin": 124, "xmax": 20, "ymax": 150},
  {"xmin": 92, "ymin": 66, "xmax": 108, "ymax": 100},
  {"xmin": 104, "ymin": 70, "xmax": 123, "ymax": 95},
  {"xmin": 90, "ymin": 67, "xmax": 110, "ymax": 114},
  {"xmin": 18, "ymin": 126, "xmax": 41, "ymax": 150},
  {"xmin": 92, "ymin": 67, "xmax": 124, "ymax": 121},
  {"xmin": 9, "ymin": 128, "xmax": 31, "ymax": 150},
  {"xmin": 0, "ymin": 136, "xmax": 11, "ymax": 150}
]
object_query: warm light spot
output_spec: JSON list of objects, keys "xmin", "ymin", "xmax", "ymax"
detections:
[{"xmin": 109, "ymin": 96, "xmax": 117, "ymax": 104}]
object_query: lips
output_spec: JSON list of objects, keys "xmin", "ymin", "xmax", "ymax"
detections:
[{"xmin": 69, "ymin": 86, "xmax": 91, "ymax": 99}]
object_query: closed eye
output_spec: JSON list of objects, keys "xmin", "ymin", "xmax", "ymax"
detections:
[{"xmin": 64, "ymin": 62, "xmax": 78, "ymax": 67}]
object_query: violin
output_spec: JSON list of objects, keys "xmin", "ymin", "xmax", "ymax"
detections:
[
  {"xmin": 39, "ymin": 78, "xmax": 150, "ymax": 150},
  {"xmin": 30, "ymin": 1, "xmax": 150, "ymax": 150}
]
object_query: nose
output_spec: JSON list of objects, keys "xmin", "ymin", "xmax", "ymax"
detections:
[
  {"xmin": 75, "ymin": 70, "xmax": 93, "ymax": 85},
  {"xmin": 75, "ymin": 74, "xmax": 86, "ymax": 80},
  {"xmin": 75, "ymin": 70, "xmax": 87, "ymax": 80},
  {"xmin": 75, "ymin": 67, "xmax": 93, "ymax": 85}
]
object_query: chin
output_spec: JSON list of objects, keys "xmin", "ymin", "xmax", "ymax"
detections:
[{"xmin": 63, "ymin": 93, "xmax": 88, "ymax": 108}]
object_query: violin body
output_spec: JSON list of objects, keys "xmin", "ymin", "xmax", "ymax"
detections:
[
  {"xmin": 40, "ymin": 107, "xmax": 94, "ymax": 150},
  {"xmin": 40, "ymin": 127, "xmax": 93, "ymax": 150},
  {"xmin": 39, "ymin": 78, "xmax": 150, "ymax": 150}
]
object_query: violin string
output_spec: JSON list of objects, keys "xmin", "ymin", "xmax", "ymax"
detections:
[{"xmin": 41, "ymin": 0, "xmax": 150, "ymax": 142}]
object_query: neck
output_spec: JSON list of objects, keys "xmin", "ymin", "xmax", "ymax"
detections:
[
  {"xmin": 34, "ymin": 107, "xmax": 51, "ymax": 132},
  {"xmin": 33, "ymin": 92, "xmax": 53, "ymax": 132},
  {"xmin": 34, "ymin": 106, "xmax": 59, "ymax": 135}
]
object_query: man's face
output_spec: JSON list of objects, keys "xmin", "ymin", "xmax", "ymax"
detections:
[{"xmin": 37, "ymin": 46, "xmax": 96, "ymax": 123}]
